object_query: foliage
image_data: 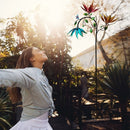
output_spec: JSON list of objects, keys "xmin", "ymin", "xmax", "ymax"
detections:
[
  {"xmin": 0, "ymin": 55, "xmax": 19, "ymax": 69},
  {"xmin": 0, "ymin": 13, "xmax": 33, "ymax": 56},
  {"xmin": 0, "ymin": 10, "xmax": 72, "ymax": 78},
  {"xmin": 0, "ymin": 11, "xmax": 73, "ymax": 122},
  {"xmin": 0, "ymin": 88, "xmax": 13, "ymax": 130},
  {"xmin": 99, "ymin": 63, "xmax": 130, "ymax": 101},
  {"xmin": 99, "ymin": 62, "xmax": 130, "ymax": 128}
]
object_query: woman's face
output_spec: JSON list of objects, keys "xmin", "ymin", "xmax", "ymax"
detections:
[{"xmin": 31, "ymin": 47, "xmax": 48, "ymax": 64}]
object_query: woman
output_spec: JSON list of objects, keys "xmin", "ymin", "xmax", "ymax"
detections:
[{"xmin": 0, "ymin": 47, "xmax": 55, "ymax": 130}]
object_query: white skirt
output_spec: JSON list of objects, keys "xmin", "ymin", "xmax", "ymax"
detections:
[{"xmin": 10, "ymin": 112, "xmax": 53, "ymax": 130}]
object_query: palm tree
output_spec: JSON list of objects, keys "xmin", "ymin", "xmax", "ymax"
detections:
[{"xmin": 100, "ymin": 63, "xmax": 130, "ymax": 129}]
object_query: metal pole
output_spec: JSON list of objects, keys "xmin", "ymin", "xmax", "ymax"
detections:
[{"xmin": 95, "ymin": 23, "xmax": 98, "ymax": 113}]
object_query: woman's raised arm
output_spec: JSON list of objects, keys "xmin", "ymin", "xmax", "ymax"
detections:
[{"xmin": 0, "ymin": 68, "xmax": 35, "ymax": 88}]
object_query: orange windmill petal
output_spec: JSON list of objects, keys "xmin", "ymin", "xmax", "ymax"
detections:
[
  {"xmin": 101, "ymin": 15, "xmax": 105, "ymax": 22},
  {"xmin": 111, "ymin": 16, "xmax": 117, "ymax": 22},
  {"xmin": 104, "ymin": 15, "xmax": 108, "ymax": 23},
  {"xmin": 108, "ymin": 15, "xmax": 112, "ymax": 23},
  {"xmin": 101, "ymin": 14, "xmax": 117, "ymax": 24}
]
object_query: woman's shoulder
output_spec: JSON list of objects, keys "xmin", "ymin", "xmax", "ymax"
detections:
[
  {"xmin": 25, "ymin": 67, "xmax": 42, "ymax": 73},
  {"xmin": 19, "ymin": 67, "xmax": 42, "ymax": 75}
]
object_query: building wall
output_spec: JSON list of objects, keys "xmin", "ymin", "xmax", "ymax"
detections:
[{"xmin": 72, "ymin": 27, "xmax": 130, "ymax": 70}]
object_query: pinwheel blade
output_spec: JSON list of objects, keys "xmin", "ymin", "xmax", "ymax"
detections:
[
  {"xmin": 80, "ymin": 28, "xmax": 86, "ymax": 34},
  {"xmin": 71, "ymin": 29, "xmax": 76, "ymax": 36},
  {"xmin": 67, "ymin": 29, "xmax": 76, "ymax": 37},
  {"xmin": 75, "ymin": 29, "xmax": 79, "ymax": 39},
  {"xmin": 78, "ymin": 28, "xmax": 83, "ymax": 36}
]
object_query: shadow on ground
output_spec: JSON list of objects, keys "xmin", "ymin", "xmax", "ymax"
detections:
[{"xmin": 49, "ymin": 115, "xmax": 72, "ymax": 130}]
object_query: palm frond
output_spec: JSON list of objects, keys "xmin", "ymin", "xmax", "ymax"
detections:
[
  {"xmin": 0, "ymin": 88, "xmax": 13, "ymax": 129},
  {"xmin": 100, "ymin": 63, "xmax": 130, "ymax": 101},
  {"xmin": 0, "ymin": 117, "xmax": 12, "ymax": 127}
]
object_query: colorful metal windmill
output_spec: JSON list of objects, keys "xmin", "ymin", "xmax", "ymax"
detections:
[
  {"xmin": 68, "ymin": 1, "xmax": 117, "ymax": 109},
  {"xmin": 68, "ymin": 2, "xmax": 99, "ymax": 106}
]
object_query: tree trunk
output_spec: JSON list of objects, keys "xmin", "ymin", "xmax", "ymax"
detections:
[
  {"xmin": 98, "ymin": 41, "xmax": 113, "ymax": 64},
  {"xmin": 122, "ymin": 41, "xmax": 128, "ymax": 66}
]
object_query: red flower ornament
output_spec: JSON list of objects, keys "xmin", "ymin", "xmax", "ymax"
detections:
[{"xmin": 81, "ymin": 2, "xmax": 98, "ymax": 14}]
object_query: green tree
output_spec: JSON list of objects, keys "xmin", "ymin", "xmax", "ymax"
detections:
[
  {"xmin": 0, "ymin": 12, "xmax": 36, "ymax": 56},
  {"xmin": 0, "ymin": 11, "xmax": 72, "ymax": 115}
]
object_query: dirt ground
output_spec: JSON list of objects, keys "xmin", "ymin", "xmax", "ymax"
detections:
[
  {"xmin": 81, "ymin": 120, "xmax": 125, "ymax": 130},
  {"xmin": 49, "ymin": 116, "xmax": 130, "ymax": 130},
  {"xmin": 49, "ymin": 115, "xmax": 72, "ymax": 130}
]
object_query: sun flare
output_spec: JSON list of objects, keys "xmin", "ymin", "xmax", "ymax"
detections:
[{"xmin": 36, "ymin": 0, "xmax": 69, "ymax": 27}]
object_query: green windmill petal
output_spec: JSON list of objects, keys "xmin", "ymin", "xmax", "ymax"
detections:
[{"xmin": 90, "ymin": 28, "xmax": 93, "ymax": 33}]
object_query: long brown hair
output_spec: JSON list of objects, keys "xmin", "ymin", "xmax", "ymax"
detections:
[{"xmin": 7, "ymin": 47, "xmax": 33, "ymax": 104}]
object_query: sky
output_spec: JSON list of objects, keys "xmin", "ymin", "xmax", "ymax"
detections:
[{"xmin": 0, "ymin": 0, "xmax": 130, "ymax": 56}]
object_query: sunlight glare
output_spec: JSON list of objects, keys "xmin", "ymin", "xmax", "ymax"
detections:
[{"xmin": 38, "ymin": 0, "xmax": 69, "ymax": 27}]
